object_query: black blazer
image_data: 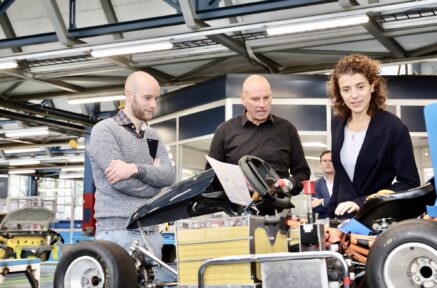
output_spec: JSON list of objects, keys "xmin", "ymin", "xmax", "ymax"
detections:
[{"xmin": 328, "ymin": 110, "xmax": 420, "ymax": 218}]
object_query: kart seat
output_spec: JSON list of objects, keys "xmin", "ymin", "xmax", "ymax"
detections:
[{"xmin": 355, "ymin": 182, "xmax": 436, "ymax": 230}]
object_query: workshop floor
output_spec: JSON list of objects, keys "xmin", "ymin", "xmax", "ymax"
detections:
[{"xmin": 0, "ymin": 262, "xmax": 55, "ymax": 288}]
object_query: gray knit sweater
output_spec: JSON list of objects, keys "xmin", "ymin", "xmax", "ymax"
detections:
[{"xmin": 89, "ymin": 118, "xmax": 175, "ymax": 232}]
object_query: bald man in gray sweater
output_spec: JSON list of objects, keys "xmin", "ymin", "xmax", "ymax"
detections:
[{"xmin": 89, "ymin": 71, "xmax": 175, "ymax": 283}]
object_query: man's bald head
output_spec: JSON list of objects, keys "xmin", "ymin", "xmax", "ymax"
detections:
[
  {"xmin": 240, "ymin": 75, "xmax": 272, "ymax": 126},
  {"xmin": 242, "ymin": 75, "xmax": 271, "ymax": 96},
  {"xmin": 124, "ymin": 71, "xmax": 161, "ymax": 123},
  {"xmin": 125, "ymin": 71, "xmax": 160, "ymax": 96}
]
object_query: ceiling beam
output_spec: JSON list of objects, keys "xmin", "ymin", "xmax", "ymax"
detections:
[
  {"xmin": 0, "ymin": 68, "xmax": 84, "ymax": 92},
  {"xmin": 41, "ymin": 0, "xmax": 84, "ymax": 47},
  {"xmin": 8, "ymin": 85, "xmax": 125, "ymax": 101},
  {"xmin": 0, "ymin": 0, "xmax": 14, "ymax": 16},
  {"xmin": 0, "ymin": 99, "xmax": 97, "ymax": 126},
  {"xmin": 0, "ymin": 79, "xmax": 23, "ymax": 98},
  {"xmin": 45, "ymin": 75, "xmax": 127, "ymax": 82},
  {"xmin": 178, "ymin": 57, "xmax": 230, "ymax": 80},
  {"xmin": 408, "ymin": 43, "xmax": 437, "ymax": 58},
  {"xmin": 0, "ymin": 109, "xmax": 86, "ymax": 136},
  {"xmin": 100, "ymin": 0, "xmax": 123, "ymax": 40},
  {"xmin": 178, "ymin": 0, "xmax": 282, "ymax": 73},
  {"xmin": 363, "ymin": 14, "xmax": 406, "ymax": 59},
  {"xmin": 0, "ymin": 12, "xmax": 22, "ymax": 53}
]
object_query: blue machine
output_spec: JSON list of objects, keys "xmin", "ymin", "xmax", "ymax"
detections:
[{"xmin": 424, "ymin": 102, "xmax": 437, "ymax": 217}]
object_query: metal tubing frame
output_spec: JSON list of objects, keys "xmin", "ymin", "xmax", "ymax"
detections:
[{"xmin": 198, "ymin": 251, "xmax": 351, "ymax": 288}]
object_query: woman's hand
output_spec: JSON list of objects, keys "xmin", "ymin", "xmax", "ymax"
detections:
[{"xmin": 335, "ymin": 201, "xmax": 360, "ymax": 216}]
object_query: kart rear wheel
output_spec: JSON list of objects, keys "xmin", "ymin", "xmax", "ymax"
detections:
[
  {"xmin": 366, "ymin": 219, "xmax": 437, "ymax": 288},
  {"xmin": 53, "ymin": 240, "xmax": 137, "ymax": 288}
]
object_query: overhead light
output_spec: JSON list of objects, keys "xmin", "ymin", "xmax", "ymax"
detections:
[
  {"xmin": 266, "ymin": 15, "xmax": 369, "ymax": 36},
  {"xmin": 5, "ymin": 127, "xmax": 49, "ymax": 138},
  {"xmin": 9, "ymin": 159, "xmax": 41, "ymax": 166},
  {"xmin": 302, "ymin": 142, "xmax": 328, "ymax": 148},
  {"xmin": 4, "ymin": 147, "xmax": 44, "ymax": 154},
  {"xmin": 68, "ymin": 95, "xmax": 125, "ymax": 104},
  {"xmin": 68, "ymin": 156, "xmax": 84, "ymax": 163},
  {"xmin": 305, "ymin": 156, "xmax": 320, "ymax": 161},
  {"xmin": 59, "ymin": 173, "xmax": 84, "ymax": 179},
  {"xmin": 0, "ymin": 60, "xmax": 18, "ymax": 69},
  {"xmin": 91, "ymin": 41, "xmax": 174, "ymax": 58},
  {"xmin": 9, "ymin": 169, "xmax": 36, "ymax": 175},
  {"xmin": 61, "ymin": 167, "xmax": 84, "ymax": 172}
]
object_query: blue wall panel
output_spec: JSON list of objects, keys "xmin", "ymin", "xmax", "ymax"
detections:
[
  {"xmin": 233, "ymin": 104, "xmax": 326, "ymax": 131},
  {"xmin": 387, "ymin": 76, "xmax": 437, "ymax": 99},
  {"xmin": 226, "ymin": 74, "xmax": 328, "ymax": 99},
  {"xmin": 155, "ymin": 76, "xmax": 226, "ymax": 117},
  {"xmin": 179, "ymin": 106, "xmax": 225, "ymax": 140}
]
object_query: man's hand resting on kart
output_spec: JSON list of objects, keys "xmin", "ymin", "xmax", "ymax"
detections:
[
  {"xmin": 105, "ymin": 158, "xmax": 160, "ymax": 184},
  {"xmin": 335, "ymin": 201, "xmax": 360, "ymax": 216}
]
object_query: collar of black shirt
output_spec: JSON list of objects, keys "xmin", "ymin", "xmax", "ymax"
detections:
[{"xmin": 241, "ymin": 112, "xmax": 274, "ymax": 127}]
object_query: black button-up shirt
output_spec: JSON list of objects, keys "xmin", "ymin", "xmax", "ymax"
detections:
[{"xmin": 207, "ymin": 113, "xmax": 310, "ymax": 195}]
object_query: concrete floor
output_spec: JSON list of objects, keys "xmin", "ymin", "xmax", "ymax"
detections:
[{"xmin": 0, "ymin": 262, "xmax": 55, "ymax": 288}]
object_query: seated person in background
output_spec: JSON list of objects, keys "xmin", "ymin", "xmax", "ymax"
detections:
[
  {"xmin": 327, "ymin": 54, "xmax": 420, "ymax": 218},
  {"xmin": 207, "ymin": 74, "xmax": 310, "ymax": 214},
  {"xmin": 312, "ymin": 150, "xmax": 334, "ymax": 219}
]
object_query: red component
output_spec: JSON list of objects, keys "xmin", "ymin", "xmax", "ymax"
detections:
[
  {"xmin": 343, "ymin": 276, "xmax": 352, "ymax": 285},
  {"xmin": 82, "ymin": 192, "xmax": 96, "ymax": 235},
  {"xmin": 302, "ymin": 180, "xmax": 315, "ymax": 195}
]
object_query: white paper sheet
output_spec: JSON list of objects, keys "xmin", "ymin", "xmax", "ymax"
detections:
[{"xmin": 206, "ymin": 155, "xmax": 252, "ymax": 207}]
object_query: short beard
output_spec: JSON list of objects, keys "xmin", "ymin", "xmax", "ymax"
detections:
[{"xmin": 132, "ymin": 95, "xmax": 152, "ymax": 121}]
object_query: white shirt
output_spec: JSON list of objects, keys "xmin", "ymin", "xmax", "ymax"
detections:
[
  {"xmin": 340, "ymin": 127, "xmax": 367, "ymax": 181},
  {"xmin": 324, "ymin": 176, "xmax": 334, "ymax": 197}
]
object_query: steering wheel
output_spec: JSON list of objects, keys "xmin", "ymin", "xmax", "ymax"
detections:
[{"xmin": 238, "ymin": 155, "xmax": 293, "ymax": 209}]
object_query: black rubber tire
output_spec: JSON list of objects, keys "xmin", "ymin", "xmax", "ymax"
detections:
[
  {"xmin": 53, "ymin": 240, "xmax": 137, "ymax": 288},
  {"xmin": 366, "ymin": 219, "xmax": 437, "ymax": 288}
]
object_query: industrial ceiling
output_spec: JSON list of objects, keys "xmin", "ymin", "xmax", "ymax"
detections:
[{"xmin": 0, "ymin": 0, "xmax": 436, "ymax": 176}]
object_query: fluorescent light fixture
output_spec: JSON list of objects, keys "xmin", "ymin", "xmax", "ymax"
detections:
[
  {"xmin": 68, "ymin": 156, "xmax": 84, "ymax": 163},
  {"xmin": 61, "ymin": 167, "xmax": 84, "ymax": 172},
  {"xmin": 305, "ymin": 156, "xmax": 320, "ymax": 161},
  {"xmin": 5, "ymin": 126, "xmax": 49, "ymax": 138},
  {"xmin": 59, "ymin": 173, "xmax": 84, "ymax": 179},
  {"xmin": 91, "ymin": 41, "xmax": 173, "ymax": 58},
  {"xmin": 9, "ymin": 159, "xmax": 41, "ymax": 166},
  {"xmin": 68, "ymin": 95, "xmax": 125, "ymax": 104},
  {"xmin": 267, "ymin": 15, "xmax": 369, "ymax": 36},
  {"xmin": 9, "ymin": 169, "xmax": 36, "ymax": 175},
  {"xmin": 302, "ymin": 142, "xmax": 328, "ymax": 148},
  {"xmin": 4, "ymin": 147, "xmax": 44, "ymax": 154},
  {"xmin": 0, "ymin": 60, "xmax": 18, "ymax": 69}
]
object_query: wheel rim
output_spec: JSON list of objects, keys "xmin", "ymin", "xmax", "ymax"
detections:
[
  {"xmin": 384, "ymin": 242, "xmax": 437, "ymax": 288},
  {"xmin": 64, "ymin": 256, "xmax": 105, "ymax": 288}
]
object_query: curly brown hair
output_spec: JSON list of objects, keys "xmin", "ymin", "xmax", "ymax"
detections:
[{"xmin": 328, "ymin": 54, "xmax": 387, "ymax": 120}]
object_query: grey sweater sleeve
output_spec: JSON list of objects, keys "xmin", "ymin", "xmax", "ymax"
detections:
[{"xmin": 90, "ymin": 120, "xmax": 163, "ymax": 197}]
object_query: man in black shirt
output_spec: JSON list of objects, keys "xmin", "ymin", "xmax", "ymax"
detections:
[{"xmin": 207, "ymin": 75, "xmax": 310, "ymax": 209}]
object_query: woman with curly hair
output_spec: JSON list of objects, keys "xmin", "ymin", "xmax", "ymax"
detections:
[{"xmin": 327, "ymin": 54, "xmax": 419, "ymax": 218}]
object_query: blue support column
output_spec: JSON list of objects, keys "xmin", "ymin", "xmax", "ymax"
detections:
[{"xmin": 82, "ymin": 126, "xmax": 96, "ymax": 235}]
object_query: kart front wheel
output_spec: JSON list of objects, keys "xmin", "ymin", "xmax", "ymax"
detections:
[
  {"xmin": 366, "ymin": 219, "xmax": 437, "ymax": 288},
  {"xmin": 53, "ymin": 240, "xmax": 137, "ymax": 288}
]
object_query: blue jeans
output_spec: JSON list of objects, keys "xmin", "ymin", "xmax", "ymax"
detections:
[{"xmin": 96, "ymin": 229, "xmax": 176, "ymax": 283}]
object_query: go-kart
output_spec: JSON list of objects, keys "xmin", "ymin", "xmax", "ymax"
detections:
[{"xmin": 53, "ymin": 154, "xmax": 436, "ymax": 288}]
